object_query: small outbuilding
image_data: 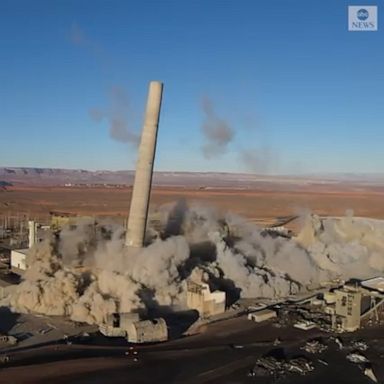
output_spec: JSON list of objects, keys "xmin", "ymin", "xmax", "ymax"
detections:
[
  {"xmin": 10, "ymin": 249, "xmax": 28, "ymax": 274},
  {"xmin": 248, "ymin": 309, "xmax": 276, "ymax": 323},
  {"xmin": 126, "ymin": 318, "xmax": 168, "ymax": 343}
]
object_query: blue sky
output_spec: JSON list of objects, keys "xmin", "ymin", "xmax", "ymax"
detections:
[{"xmin": 0, "ymin": 0, "xmax": 383, "ymax": 174}]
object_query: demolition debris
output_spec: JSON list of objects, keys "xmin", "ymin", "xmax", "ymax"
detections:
[
  {"xmin": 249, "ymin": 355, "xmax": 314, "ymax": 378},
  {"xmin": 301, "ymin": 339, "xmax": 328, "ymax": 354}
]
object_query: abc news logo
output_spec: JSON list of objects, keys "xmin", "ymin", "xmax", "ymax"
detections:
[{"xmin": 348, "ymin": 6, "xmax": 378, "ymax": 31}]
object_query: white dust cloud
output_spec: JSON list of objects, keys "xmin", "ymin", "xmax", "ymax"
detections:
[{"xmin": 10, "ymin": 205, "xmax": 384, "ymax": 325}]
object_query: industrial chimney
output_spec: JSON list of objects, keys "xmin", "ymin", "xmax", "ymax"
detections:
[
  {"xmin": 28, "ymin": 220, "xmax": 36, "ymax": 248},
  {"xmin": 125, "ymin": 81, "xmax": 163, "ymax": 248}
]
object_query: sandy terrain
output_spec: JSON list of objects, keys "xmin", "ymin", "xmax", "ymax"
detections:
[
  {"xmin": 1, "ymin": 182, "xmax": 384, "ymax": 382},
  {"xmin": 1, "ymin": 184, "xmax": 384, "ymax": 228}
]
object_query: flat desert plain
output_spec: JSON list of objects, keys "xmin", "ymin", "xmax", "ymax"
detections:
[{"xmin": 1, "ymin": 182, "xmax": 384, "ymax": 229}]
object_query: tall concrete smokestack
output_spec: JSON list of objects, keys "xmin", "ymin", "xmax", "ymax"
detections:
[{"xmin": 125, "ymin": 81, "xmax": 163, "ymax": 248}]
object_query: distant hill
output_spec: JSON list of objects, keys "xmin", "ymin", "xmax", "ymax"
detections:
[
  {"xmin": 0, "ymin": 167, "xmax": 134, "ymax": 186},
  {"xmin": 0, "ymin": 167, "xmax": 384, "ymax": 189}
]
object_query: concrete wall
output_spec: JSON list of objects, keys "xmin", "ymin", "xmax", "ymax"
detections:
[
  {"xmin": 100, "ymin": 312, "xmax": 142, "ymax": 337},
  {"xmin": 10, "ymin": 249, "xmax": 27, "ymax": 271},
  {"xmin": 126, "ymin": 318, "xmax": 168, "ymax": 343},
  {"xmin": 335, "ymin": 289, "xmax": 361, "ymax": 331},
  {"xmin": 99, "ymin": 324, "xmax": 127, "ymax": 338}
]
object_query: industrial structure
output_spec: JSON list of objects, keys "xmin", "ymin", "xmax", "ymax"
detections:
[
  {"xmin": 248, "ymin": 309, "xmax": 277, "ymax": 323},
  {"xmin": 10, "ymin": 220, "xmax": 38, "ymax": 274},
  {"xmin": 49, "ymin": 211, "xmax": 94, "ymax": 232},
  {"xmin": 333, "ymin": 286, "xmax": 362, "ymax": 331},
  {"xmin": 125, "ymin": 81, "xmax": 163, "ymax": 248},
  {"xmin": 10, "ymin": 249, "xmax": 28, "ymax": 274},
  {"xmin": 28, "ymin": 220, "xmax": 37, "ymax": 248},
  {"xmin": 269, "ymin": 278, "xmax": 384, "ymax": 333},
  {"xmin": 99, "ymin": 312, "xmax": 168, "ymax": 343},
  {"xmin": 320, "ymin": 280, "xmax": 384, "ymax": 332},
  {"xmin": 186, "ymin": 280, "xmax": 226, "ymax": 317}
]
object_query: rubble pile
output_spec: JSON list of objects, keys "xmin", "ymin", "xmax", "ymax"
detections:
[
  {"xmin": 249, "ymin": 355, "xmax": 314, "ymax": 378},
  {"xmin": 301, "ymin": 339, "xmax": 328, "ymax": 354},
  {"xmin": 348, "ymin": 340, "xmax": 369, "ymax": 352},
  {"xmin": 330, "ymin": 336, "xmax": 344, "ymax": 350},
  {"xmin": 346, "ymin": 352, "xmax": 378, "ymax": 383},
  {"xmin": 346, "ymin": 352, "xmax": 369, "ymax": 363}
]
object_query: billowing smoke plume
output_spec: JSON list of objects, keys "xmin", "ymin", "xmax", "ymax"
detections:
[
  {"xmin": 10, "ymin": 205, "xmax": 384, "ymax": 325},
  {"xmin": 199, "ymin": 97, "xmax": 280, "ymax": 173},
  {"xmin": 200, "ymin": 97, "xmax": 234, "ymax": 158},
  {"xmin": 89, "ymin": 86, "xmax": 140, "ymax": 146}
]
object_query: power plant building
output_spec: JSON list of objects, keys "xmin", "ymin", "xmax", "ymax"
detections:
[
  {"xmin": 186, "ymin": 280, "xmax": 226, "ymax": 317},
  {"xmin": 99, "ymin": 313, "xmax": 168, "ymax": 343},
  {"xmin": 334, "ymin": 287, "xmax": 362, "ymax": 332}
]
